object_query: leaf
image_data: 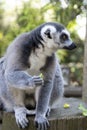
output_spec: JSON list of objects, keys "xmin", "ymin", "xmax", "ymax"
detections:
[
  {"xmin": 78, "ymin": 104, "xmax": 87, "ymax": 116},
  {"xmin": 39, "ymin": 73, "xmax": 43, "ymax": 78},
  {"xmin": 78, "ymin": 104, "xmax": 87, "ymax": 112},
  {"xmin": 82, "ymin": 111, "xmax": 87, "ymax": 116}
]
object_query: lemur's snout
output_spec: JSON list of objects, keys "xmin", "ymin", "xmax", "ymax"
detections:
[{"xmin": 63, "ymin": 42, "xmax": 76, "ymax": 50}]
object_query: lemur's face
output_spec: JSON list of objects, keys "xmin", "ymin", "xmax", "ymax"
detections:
[{"xmin": 41, "ymin": 24, "xmax": 76, "ymax": 50}]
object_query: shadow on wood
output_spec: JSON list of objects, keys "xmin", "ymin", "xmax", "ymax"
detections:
[{"xmin": 2, "ymin": 98, "xmax": 87, "ymax": 130}]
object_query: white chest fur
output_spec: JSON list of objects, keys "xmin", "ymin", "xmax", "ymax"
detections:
[{"xmin": 28, "ymin": 47, "xmax": 47, "ymax": 75}]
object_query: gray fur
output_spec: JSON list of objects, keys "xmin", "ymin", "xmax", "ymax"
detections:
[{"xmin": 0, "ymin": 22, "xmax": 76, "ymax": 130}]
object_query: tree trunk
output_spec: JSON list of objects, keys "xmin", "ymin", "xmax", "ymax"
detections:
[{"xmin": 83, "ymin": 11, "xmax": 87, "ymax": 102}]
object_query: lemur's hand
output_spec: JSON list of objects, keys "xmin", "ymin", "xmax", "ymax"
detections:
[
  {"xmin": 35, "ymin": 115, "xmax": 49, "ymax": 130},
  {"xmin": 32, "ymin": 76, "xmax": 44, "ymax": 86}
]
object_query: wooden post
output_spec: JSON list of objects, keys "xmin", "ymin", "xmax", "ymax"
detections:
[
  {"xmin": 2, "ymin": 98, "xmax": 87, "ymax": 130},
  {"xmin": 2, "ymin": 113, "xmax": 87, "ymax": 130},
  {"xmin": 83, "ymin": 4, "xmax": 87, "ymax": 102}
]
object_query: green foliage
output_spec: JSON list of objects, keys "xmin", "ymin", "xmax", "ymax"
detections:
[
  {"xmin": 50, "ymin": 0, "xmax": 83, "ymax": 26},
  {"xmin": 0, "ymin": 1, "xmax": 4, "ymax": 30},
  {"xmin": 16, "ymin": 2, "xmax": 44, "ymax": 33},
  {"xmin": 0, "ymin": 1, "xmax": 45, "ymax": 56},
  {"xmin": 79, "ymin": 104, "xmax": 87, "ymax": 116}
]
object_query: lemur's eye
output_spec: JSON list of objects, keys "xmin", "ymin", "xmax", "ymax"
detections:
[{"xmin": 61, "ymin": 33, "xmax": 68, "ymax": 40}]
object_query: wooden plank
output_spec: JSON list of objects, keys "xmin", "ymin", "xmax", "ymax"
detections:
[
  {"xmin": 72, "ymin": 117, "xmax": 78, "ymax": 130},
  {"xmin": 82, "ymin": 116, "xmax": 87, "ymax": 130},
  {"xmin": 64, "ymin": 87, "xmax": 82, "ymax": 97},
  {"xmin": 62, "ymin": 118, "xmax": 66, "ymax": 130},
  {"xmin": 57, "ymin": 119, "xmax": 63, "ymax": 130},
  {"xmin": 69, "ymin": 119, "xmax": 73, "ymax": 130},
  {"xmin": 77, "ymin": 116, "xmax": 83, "ymax": 130},
  {"xmin": 0, "ymin": 124, "xmax": 2, "ymax": 130},
  {"xmin": 49, "ymin": 120, "xmax": 57, "ymax": 130}
]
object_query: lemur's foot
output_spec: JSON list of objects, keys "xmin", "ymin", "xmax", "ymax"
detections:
[
  {"xmin": 14, "ymin": 107, "xmax": 36, "ymax": 128},
  {"xmin": 35, "ymin": 115, "xmax": 50, "ymax": 130}
]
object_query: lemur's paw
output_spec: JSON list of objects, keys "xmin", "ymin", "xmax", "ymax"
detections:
[
  {"xmin": 33, "ymin": 76, "xmax": 44, "ymax": 86},
  {"xmin": 15, "ymin": 113, "xmax": 28, "ymax": 128},
  {"xmin": 14, "ymin": 107, "xmax": 29, "ymax": 128},
  {"xmin": 35, "ymin": 116, "xmax": 49, "ymax": 130}
]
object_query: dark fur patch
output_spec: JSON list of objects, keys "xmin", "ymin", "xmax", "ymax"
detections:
[
  {"xmin": 21, "ymin": 41, "xmax": 32, "ymax": 68},
  {"xmin": 20, "ymin": 27, "xmax": 44, "ymax": 68}
]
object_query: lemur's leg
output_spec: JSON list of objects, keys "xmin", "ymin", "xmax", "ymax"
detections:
[
  {"xmin": 9, "ymin": 88, "xmax": 35, "ymax": 128},
  {"xmin": 49, "ymin": 61, "xmax": 64, "ymax": 110},
  {"xmin": 0, "ymin": 58, "xmax": 14, "ymax": 111},
  {"xmin": 0, "ymin": 71, "xmax": 39, "ymax": 128},
  {"xmin": 35, "ymin": 54, "xmax": 56, "ymax": 130},
  {"xmin": 0, "ymin": 70, "xmax": 35, "ymax": 129},
  {"xmin": 13, "ymin": 93, "xmax": 28, "ymax": 128}
]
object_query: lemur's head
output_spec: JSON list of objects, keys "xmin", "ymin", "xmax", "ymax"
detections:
[{"xmin": 40, "ymin": 22, "xmax": 76, "ymax": 50}]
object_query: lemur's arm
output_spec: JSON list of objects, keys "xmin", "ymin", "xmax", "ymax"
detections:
[
  {"xmin": 5, "ymin": 70, "xmax": 43, "ymax": 90},
  {"xmin": 35, "ymin": 54, "xmax": 56, "ymax": 130},
  {"xmin": 4, "ymin": 50, "xmax": 43, "ymax": 90},
  {"xmin": 4, "ymin": 33, "xmax": 43, "ymax": 90}
]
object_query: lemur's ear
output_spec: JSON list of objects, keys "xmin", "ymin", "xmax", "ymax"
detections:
[{"xmin": 44, "ymin": 29, "xmax": 52, "ymax": 39}]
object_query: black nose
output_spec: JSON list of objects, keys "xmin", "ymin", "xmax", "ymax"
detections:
[{"xmin": 63, "ymin": 42, "xmax": 77, "ymax": 50}]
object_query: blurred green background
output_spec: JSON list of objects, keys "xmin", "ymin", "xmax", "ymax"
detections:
[{"xmin": 0, "ymin": 0, "xmax": 84, "ymax": 86}]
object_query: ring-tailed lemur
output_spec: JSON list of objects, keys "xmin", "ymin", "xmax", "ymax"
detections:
[{"xmin": 0, "ymin": 22, "xmax": 76, "ymax": 130}]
